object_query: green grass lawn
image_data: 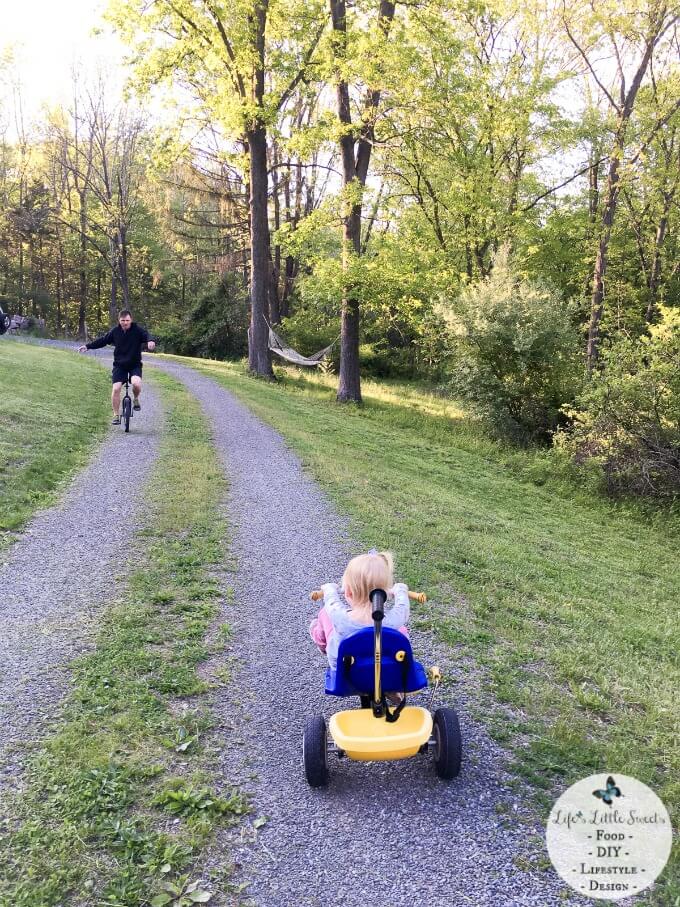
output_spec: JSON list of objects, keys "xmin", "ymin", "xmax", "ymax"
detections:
[
  {"xmin": 171, "ymin": 356, "xmax": 679, "ymax": 906},
  {"xmin": 0, "ymin": 341, "xmax": 110, "ymax": 552}
]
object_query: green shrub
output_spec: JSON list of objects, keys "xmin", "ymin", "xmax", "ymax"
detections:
[
  {"xmin": 443, "ymin": 247, "xmax": 582, "ymax": 442},
  {"xmin": 158, "ymin": 275, "xmax": 248, "ymax": 360},
  {"xmin": 557, "ymin": 307, "xmax": 680, "ymax": 498}
]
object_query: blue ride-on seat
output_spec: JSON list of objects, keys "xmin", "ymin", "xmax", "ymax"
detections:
[{"xmin": 325, "ymin": 627, "xmax": 428, "ymax": 697}]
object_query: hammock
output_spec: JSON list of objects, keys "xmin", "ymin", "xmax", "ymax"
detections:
[{"xmin": 267, "ymin": 322, "xmax": 338, "ymax": 368}]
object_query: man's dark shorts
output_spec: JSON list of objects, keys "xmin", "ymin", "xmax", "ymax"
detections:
[{"xmin": 112, "ymin": 364, "xmax": 142, "ymax": 384}]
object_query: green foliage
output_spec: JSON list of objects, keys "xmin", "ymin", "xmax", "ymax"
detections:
[
  {"xmin": 157, "ymin": 275, "xmax": 249, "ymax": 360},
  {"xmin": 444, "ymin": 248, "xmax": 583, "ymax": 442},
  {"xmin": 150, "ymin": 876, "xmax": 213, "ymax": 907},
  {"xmin": 154, "ymin": 780, "xmax": 246, "ymax": 819},
  {"xmin": 558, "ymin": 307, "xmax": 680, "ymax": 498}
]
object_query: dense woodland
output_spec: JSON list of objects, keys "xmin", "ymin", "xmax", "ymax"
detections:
[{"xmin": 1, "ymin": 0, "xmax": 679, "ymax": 496}]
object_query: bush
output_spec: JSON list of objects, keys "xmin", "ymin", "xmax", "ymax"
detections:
[
  {"xmin": 358, "ymin": 341, "xmax": 416, "ymax": 379},
  {"xmin": 159, "ymin": 275, "xmax": 249, "ymax": 360},
  {"xmin": 444, "ymin": 247, "xmax": 582, "ymax": 442},
  {"xmin": 557, "ymin": 307, "xmax": 680, "ymax": 499}
]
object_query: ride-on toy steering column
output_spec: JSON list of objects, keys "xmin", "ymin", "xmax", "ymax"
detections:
[{"xmin": 303, "ymin": 587, "xmax": 462, "ymax": 786}]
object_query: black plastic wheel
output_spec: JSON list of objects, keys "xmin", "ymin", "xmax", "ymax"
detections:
[
  {"xmin": 303, "ymin": 716, "xmax": 329, "ymax": 787},
  {"xmin": 122, "ymin": 396, "xmax": 132, "ymax": 433},
  {"xmin": 432, "ymin": 707, "xmax": 462, "ymax": 779}
]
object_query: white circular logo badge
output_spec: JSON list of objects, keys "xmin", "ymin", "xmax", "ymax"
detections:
[{"xmin": 546, "ymin": 774, "xmax": 672, "ymax": 900}]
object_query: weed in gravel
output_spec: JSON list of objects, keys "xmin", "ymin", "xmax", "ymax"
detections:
[{"xmin": 154, "ymin": 778, "xmax": 247, "ymax": 819}]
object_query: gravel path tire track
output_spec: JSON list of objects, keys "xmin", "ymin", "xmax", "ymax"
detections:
[
  {"xmin": 149, "ymin": 357, "xmax": 587, "ymax": 907},
  {"xmin": 0, "ymin": 345, "xmax": 162, "ymax": 795}
]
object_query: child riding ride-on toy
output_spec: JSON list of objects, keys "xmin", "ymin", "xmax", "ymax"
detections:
[{"xmin": 303, "ymin": 586, "xmax": 462, "ymax": 787}]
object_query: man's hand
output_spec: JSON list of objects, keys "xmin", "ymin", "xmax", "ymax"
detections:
[
  {"xmin": 147, "ymin": 340, "xmax": 156, "ymax": 352},
  {"xmin": 78, "ymin": 345, "xmax": 87, "ymax": 353}
]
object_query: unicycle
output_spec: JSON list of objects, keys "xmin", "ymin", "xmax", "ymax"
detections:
[{"xmin": 121, "ymin": 375, "xmax": 133, "ymax": 433}]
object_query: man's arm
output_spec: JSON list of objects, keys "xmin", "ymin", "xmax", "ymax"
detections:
[
  {"xmin": 139, "ymin": 326, "xmax": 156, "ymax": 352},
  {"xmin": 83, "ymin": 329, "xmax": 115, "ymax": 351}
]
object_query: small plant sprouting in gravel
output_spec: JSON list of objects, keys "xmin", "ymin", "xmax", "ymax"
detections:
[
  {"xmin": 174, "ymin": 725, "xmax": 197, "ymax": 754},
  {"xmin": 154, "ymin": 779, "xmax": 247, "ymax": 818},
  {"xmin": 151, "ymin": 873, "xmax": 212, "ymax": 906}
]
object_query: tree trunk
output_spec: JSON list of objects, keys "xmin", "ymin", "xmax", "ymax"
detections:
[
  {"xmin": 337, "ymin": 206, "xmax": 363, "ymax": 402},
  {"xmin": 645, "ymin": 210, "xmax": 669, "ymax": 323},
  {"xmin": 110, "ymin": 262, "xmax": 118, "ymax": 324},
  {"xmin": 56, "ymin": 236, "xmax": 64, "ymax": 335},
  {"xmin": 281, "ymin": 255, "xmax": 297, "ymax": 317},
  {"xmin": 586, "ymin": 150, "xmax": 622, "ymax": 370},
  {"xmin": 247, "ymin": 125, "xmax": 274, "ymax": 377},
  {"xmin": 96, "ymin": 268, "xmax": 102, "ymax": 326},
  {"xmin": 270, "ymin": 139, "xmax": 282, "ymax": 324},
  {"xmin": 117, "ymin": 226, "xmax": 130, "ymax": 306},
  {"xmin": 331, "ymin": 0, "xmax": 395, "ymax": 402},
  {"xmin": 79, "ymin": 192, "xmax": 88, "ymax": 340},
  {"xmin": 584, "ymin": 34, "xmax": 656, "ymax": 370},
  {"xmin": 269, "ymin": 256, "xmax": 281, "ymax": 324},
  {"xmin": 18, "ymin": 242, "xmax": 24, "ymax": 314}
]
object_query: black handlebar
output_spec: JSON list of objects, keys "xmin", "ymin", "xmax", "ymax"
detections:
[{"xmin": 370, "ymin": 588, "xmax": 387, "ymax": 622}]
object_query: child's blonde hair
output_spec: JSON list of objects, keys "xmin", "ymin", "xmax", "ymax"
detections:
[{"xmin": 342, "ymin": 550, "xmax": 394, "ymax": 605}]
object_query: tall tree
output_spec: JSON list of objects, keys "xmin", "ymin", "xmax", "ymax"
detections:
[
  {"xmin": 562, "ymin": 0, "xmax": 680, "ymax": 369},
  {"xmin": 382, "ymin": 1, "xmax": 567, "ymax": 282},
  {"xmin": 47, "ymin": 82, "xmax": 147, "ymax": 330},
  {"xmin": 108, "ymin": 0, "xmax": 325, "ymax": 378},
  {"xmin": 328, "ymin": 0, "xmax": 397, "ymax": 402}
]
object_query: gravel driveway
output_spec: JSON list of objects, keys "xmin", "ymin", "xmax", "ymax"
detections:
[
  {"xmin": 0, "ymin": 346, "xmax": 162, "ymax": 794},
  {"xmin": 149, "ymin": 357, "xmax": 587, "ymax": 907}
]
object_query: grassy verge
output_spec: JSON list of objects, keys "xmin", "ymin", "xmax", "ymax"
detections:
[
  {"xmin": 0, "ymin": 369, "xmax": 245, "ymax": 907},
  {"xmin": 0, "ymin": 341, "xmax": 111, "ymax": 553},
  {"xmin": 172, "ymin": 356, "xmax": 679, "ymax": 906}
]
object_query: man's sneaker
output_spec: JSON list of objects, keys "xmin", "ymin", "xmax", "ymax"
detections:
[
  {"xmin": 133, "ymin": 399, "xmax": 141, "ymax": 411},
  {"xmin": 112, "ymin": 416, "xmax": 121, "ymax": 425}
]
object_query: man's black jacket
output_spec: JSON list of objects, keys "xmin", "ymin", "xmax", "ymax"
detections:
[{"xmin": 86, "ymin": 323, "xmax": 151, "ymax": 367}]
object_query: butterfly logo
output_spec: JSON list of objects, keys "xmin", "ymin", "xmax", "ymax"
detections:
[{"xmin": 593, "ymin": 776, "xmax": 623, "ymax": 806}]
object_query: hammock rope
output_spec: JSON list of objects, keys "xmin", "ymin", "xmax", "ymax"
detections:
[{"xmin": 265, "ymin": 317, "xmax": 339, "ymax": 367}]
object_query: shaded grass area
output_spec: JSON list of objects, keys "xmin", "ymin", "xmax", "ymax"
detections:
[
  {"xmin": 0, "ymin": 341, "xmax": 110, "ymax": 553},
  {"xmin": 0, "ymin": 370, "xmax": 245, "ymax": 906},
  {"xmin": 174, "ymin": 356, "xmax": 679, "ymax": 906}
]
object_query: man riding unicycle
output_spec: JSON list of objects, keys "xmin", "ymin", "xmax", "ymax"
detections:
[{"xmin": 79, "ymin": 309, "xmax": 156, "ymax": 424}]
